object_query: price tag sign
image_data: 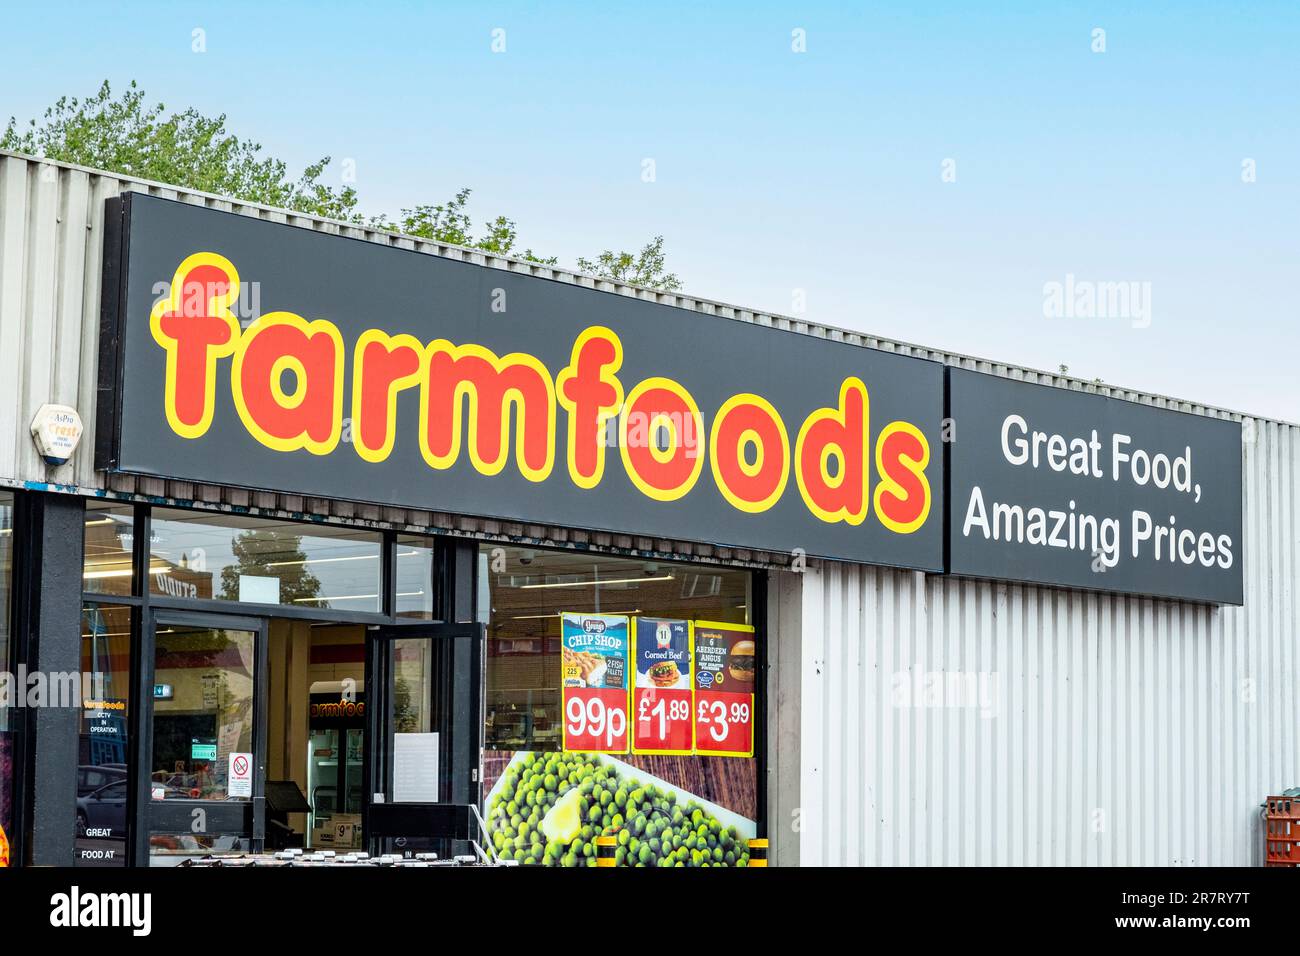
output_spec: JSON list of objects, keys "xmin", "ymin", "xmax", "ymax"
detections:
[
  {"xmin": 631, "ymin": 618, "xmax": 693, "ymax": 754},
  {"xmin": 692, "ymin": 621, "xmax": 756, "ymax": 757},
  {"xmin": 561, "ymin": 613, "xmax": 630, "ymax": 753}
]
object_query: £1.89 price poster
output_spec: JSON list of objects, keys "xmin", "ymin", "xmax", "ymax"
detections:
[
  {"xmin": 560, "ymin": 613, "xmax": 630, "ymax": 753},
  {"xmin": 692, "ymin": 621, "xmax": 756, "ymax": 758},
  {"xmin": 631, "ymin": 618, "xmax": 694, "ymax": 755}
]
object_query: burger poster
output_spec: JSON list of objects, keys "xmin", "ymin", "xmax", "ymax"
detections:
[
  {"xmin": 561, "ymin": 613, "xmax": 630, "ymax": 753},
  {"xmin": 631, "ymin": 618, "xmax": 694, "ymax": 755},
  {"xmin": 693, "ymin": 622, "xmax": 757, "ymax": 758}
]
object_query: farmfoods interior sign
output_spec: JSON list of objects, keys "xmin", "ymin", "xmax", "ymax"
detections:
[
  {"xmin": 98, "ymin": 194, "xmax": 1244, "ymax": 603},
  {"xmin": 99, "ymin": 194, "xmax": 943, "ymax": 570}
]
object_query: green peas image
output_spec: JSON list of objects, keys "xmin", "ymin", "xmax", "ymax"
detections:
[
  {"xmin": 506, "ymin": 800, "xmax": 518, "ymax": 816},
  {"xmin": 638, "ymin": 845, "xmax": 653, "ymax": 865},
  {"xmin": 611, "ymin": 813, "xmax": 624, "ymax": 829},
  {"xmin": 713, "ymin": 847, "xmax": 724, "ymax": 862},
  {"xmin": 615, "ymin": 788, "xmax": 628, "ymax": 808},
  {"xmin": 739, "ymin": 854, "xmax": 749, "ymax": 866},
  {"xmin": 648, "ymin": 837, "xmax": 660, "ymax": 854},
  {"xmin": 684, "ymin": 835, "xmax": 697, "ymax": 851},
  {"xmin": 587, "ymin": 805, "xmax": 602, "ymax": 823},
  {"xmin": 583, "ymin": 843, "xmax": 595, "ymax": 858},
  {"xmin": 580, "ymin": 825, "xmax": 594, "ymax": 842},
  {"xmin": 724, "ymin": 850, "xmax": 736, "ymax": 865},
  {"xmin": 599, "ymin": 789, "xmax": 613, "ymax": 807},
  {"xmin": 617, "ymin": 828, "xmax": 630, "ymax": 846},
  {"xmin": 531, "ymin": 844, "xmax": 545, "ymax": 862}
]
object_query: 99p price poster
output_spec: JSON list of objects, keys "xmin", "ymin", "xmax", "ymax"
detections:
[
  {"xmin": 631, "ymin": 618, "xmax": 694, "ymax": 755},
  {"xmin": 692, "ymin": 621, "xmax": 756, "ymax": 758},
  {"xmin": 561, "ymin": 613, "xmax": 630, "ymax": 754}
]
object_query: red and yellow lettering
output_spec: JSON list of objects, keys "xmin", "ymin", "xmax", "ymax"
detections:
[
  {"xmin": 419, "ymin": 341, "xmax": 556, "ymax": 481},
  {"xmin": 619, "ymin": 377, "xmax": 705, "ymax": 501},
  {"xmin": 352, "ymin": 329, "xmax": 424, "ymax": 463},
  {"xmin": 556, "ymin": 327, "xmax": 624, "ymax": 488},
  {"xmin": 708, "ymin": 394, "xmax": 790, "ymax": 513},
  {"xmin": 795, "ymin": 378, "xmax": 870, "ymax": 524},
  {"xmin": 149, "ymin": 253, "xmax": 242, "ymax": 439},
  {"xmin": 232, "ymin": 312, "xmax": 344, "ymax": 454},
  {"xmin": 873, "ymin": 421, "xmax": 931, "ymax": 533}
]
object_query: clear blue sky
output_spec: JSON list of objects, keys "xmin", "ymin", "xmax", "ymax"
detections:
[{"xmin": 4, "ymin": 1, "xmax": 1297, "ymax": 420}]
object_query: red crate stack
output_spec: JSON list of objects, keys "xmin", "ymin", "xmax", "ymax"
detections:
[{"xmin": 1264, "ymin": 796, "xmax": 1300, "ymax": 867}]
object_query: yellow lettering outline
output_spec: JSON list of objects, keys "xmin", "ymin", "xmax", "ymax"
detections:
[
  {"xmin": 148, "ymin": 252, "xmax": 241, "ymax": 439},
  {"xmin": 351, "ymin": 329, "xmax": 425, "ymax": 464},
  {"xmin": 231, "ymin": 312, "xmax": 344, "ymax": 455},
  {"xmin": 556, "ymin": 326, "xmax": 625, "ymax": 489},
  {"xmin": 619, "ymin": 376, "xmax": 705, "ymax": 502},
  {"xmin": 418, "ymin": 340, "xmax": 557, "ymax": 482},
  {"xmin": 708, "ymin": 393, "xmax": 790, "ymax": 514},
  {"xmin": 794, "ymin": 377, "xmax": 870, "ymax": 525},
  {"xmin": 873, "ymin": 420, "xmax": 931, "ymax": 534}
]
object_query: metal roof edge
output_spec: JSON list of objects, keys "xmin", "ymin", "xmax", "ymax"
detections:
[{"xmin": 4, "ymin": 148, "xmax": 1293, "ymax": 429}]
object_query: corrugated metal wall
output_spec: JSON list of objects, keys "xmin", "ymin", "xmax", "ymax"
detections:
[
  {"xmin": 795, "ymin": 415, "xmax": 1297, "ymax": 865},
  {"xmin": 2, "ymin": 152, "xmax": 1296, "ymax": 865}
]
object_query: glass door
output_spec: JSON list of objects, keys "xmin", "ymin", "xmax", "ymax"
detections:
[
  {"xmin": 135, "ymin": 610, "xmax": 267, "ymax": 865},
  {"xmin": 364, "ymin": 622, "xmax": 483, "ymax": 857}
]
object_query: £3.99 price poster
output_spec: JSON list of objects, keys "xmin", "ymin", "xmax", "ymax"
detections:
[
  {"xmin": 631, "ymin": 618, "xmax": 694, "ymax": 755},
  {"xmin": 560, "ymin": 613, "xmax": 630, "ymax": 753},
  {"xmin": 692, "ymin": 621, "xmax": 757, "ymax": 758}
]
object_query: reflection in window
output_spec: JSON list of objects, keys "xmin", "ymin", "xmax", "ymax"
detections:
[
  {"xmin": 82, "ymin": 501, "xmax": 135, "ymax": 597},
  {"xmin": 394, "ymin": 535, "xmax": 436, "ymax": 619},
  {"xmin": 149, "ymin": 626, "xmax": 255, "ymax": 805},
  {"xmin": 148, "ymin": 509, "xmax": 383, "ymax": 611},
  {"xmin": 78, "ymin": 603, "xmax": 132, "ymax": 867},
  {"xmin": 481, "ymin": 545, "xmax": 752, "ymax": 752}
]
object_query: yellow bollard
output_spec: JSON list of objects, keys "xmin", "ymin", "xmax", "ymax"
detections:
[
  {"xmin": 595, "ymin": 834, "xmax": 617, "ymax": 867},
  {"xmin": 747, "ymin": 837, "xmax": 767, "ymax": 867}
]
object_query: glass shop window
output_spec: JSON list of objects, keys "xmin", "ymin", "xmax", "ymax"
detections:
[
  {"xmin": 83, "ymin": 501, "xmax": 135, "ymax": 597},
  {"xmin": 0, "ymin": 493, "xmax": 13, "ymax": 867},
  {"xmin": 76, "ymin": 603, "xmax": 133, "ymax": 867},
  {"xmin": 148, "ymin": 509, "xmax": 383, "ymax": 612},
  {"xmin": 480, "ymin": 544, "xmax": 760, "ymax": 868},
  {"xmin": 394, "ymin": 534, "xmax": 436, "ymax": 619}
]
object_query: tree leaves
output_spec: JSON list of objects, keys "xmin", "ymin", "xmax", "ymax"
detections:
[{"xmin": 2, "ymin": 81, "xmax": 682, "ymax": 291}]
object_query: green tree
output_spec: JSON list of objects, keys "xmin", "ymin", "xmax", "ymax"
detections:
[
  {"xmin": 577, "ymin": 236, "xmax": 681, "ymax": 292},
  {"xmin": 219, "ymin": 529, "xmax": 321, "ymax": 605},
  {"xmin": 2, "ymin": 80, "xmax": 680, "ymax": 289}
]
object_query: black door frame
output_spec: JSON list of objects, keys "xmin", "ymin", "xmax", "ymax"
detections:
[
  {"xmin": 130, "ymin": 607, "xmax": 269, "ymax": 865},
  {"xmin": 363, "ymin": 621, "xmax": 483, "ymax": 855}
]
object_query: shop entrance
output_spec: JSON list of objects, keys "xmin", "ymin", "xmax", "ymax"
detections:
[
  {"xmin": 134, "ymin": 610, "xmax": 268, "ymax": 864},
  {"xmin": 130, "ymin": 610, "xmax": 482, "ymax": 863}
]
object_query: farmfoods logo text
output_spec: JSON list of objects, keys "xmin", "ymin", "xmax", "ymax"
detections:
[{"xmin": 148, "ymin": 253, "xmax": 932, "ymax": 533}]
